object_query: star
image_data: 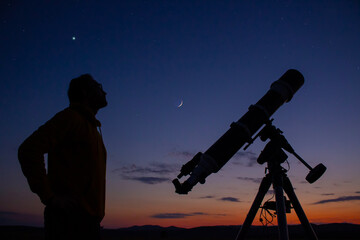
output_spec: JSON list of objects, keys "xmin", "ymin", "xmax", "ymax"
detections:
[{"xmin": 72, "ymin": 36, "xmax": 76, "ymax": 40}]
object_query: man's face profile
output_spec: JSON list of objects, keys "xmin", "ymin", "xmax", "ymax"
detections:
[{"xmin": 87, "ymin": 80, "xmax": 107, "ymax": 110}]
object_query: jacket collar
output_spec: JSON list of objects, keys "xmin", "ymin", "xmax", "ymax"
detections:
[{"xmin": 69, "ymin": 103, "xmax": 101, "ymax": 127}]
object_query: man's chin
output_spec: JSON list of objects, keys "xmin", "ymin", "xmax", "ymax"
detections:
[{"xmin": 99, "ymin": 100, "xmax": 108, "ymax": 109}]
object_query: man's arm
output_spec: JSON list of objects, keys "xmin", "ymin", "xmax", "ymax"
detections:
[{"xmin": 18, "ymin": 110, "xmax": 72, "ymax": 205}]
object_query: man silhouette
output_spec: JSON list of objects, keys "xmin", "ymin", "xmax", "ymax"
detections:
[{"xmin": 18, "ymin": 74, "xmax": 107, "ymax": 240}]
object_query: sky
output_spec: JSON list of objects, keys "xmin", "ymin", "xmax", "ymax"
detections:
[{"xmin": 0, "ymin": 0, "xmax": 360, "ymax": 229}]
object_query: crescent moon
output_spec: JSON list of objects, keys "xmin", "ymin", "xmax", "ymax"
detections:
[{"xmin": 177, "ymin": 100, "xmax": 183, "ymax": 108}]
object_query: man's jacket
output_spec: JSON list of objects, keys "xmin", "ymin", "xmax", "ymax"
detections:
[{"xmin": 18, "ymin": 103, "xmax": 107, "ymax": 219}]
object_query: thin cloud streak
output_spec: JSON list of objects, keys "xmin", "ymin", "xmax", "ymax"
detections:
[
  {"xmin": 313, "ymin": 196, "xmax": 360, "ymax": 205},
  {"xmin": 113, "ymin": 162, "xmax": 178, "ymax": 184},
  {"xmin": 200, "ymin": 195, "xmax": 215, "ymax": 199},
  {"xmin": 219, "ymin": 197, "xmax": 240, "ymax": 202},
  {"xmin": 0, "ymin": 211, "xmax": 42, "ymax": 226},
  {"xmin": 151, "ymin": 212, "xmax": 227, "ymax": 219},
  {"xmin": 122, "ymin": 176, "xmax": 170, "ymax": 184},
  {"xmin": 151, "ymin": 212, "xmax": 207, "ymax": 219},
  {"xmin": 113, "ymin": 163, "xmax": 178, "ymax": 175},
  {"xmin": 232, "ymin": 151, "xmax": 258, "ymax": 167},
  {"xmin": 237, "ymin": 177, "xmax": 262, "ymax": 184},
  {"xmin": 170, "ymin": 151, "xmax": 197, "ymax": 159}
]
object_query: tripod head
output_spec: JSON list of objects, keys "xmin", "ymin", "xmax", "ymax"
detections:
[{"xmin": 248, "ymin": 120, "xmax": 326, "ymax": 183}]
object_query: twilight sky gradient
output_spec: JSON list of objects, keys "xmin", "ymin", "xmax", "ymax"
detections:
[{"xmin": 1, "ymin": 0, "xmax": 360, "ymax": 228}]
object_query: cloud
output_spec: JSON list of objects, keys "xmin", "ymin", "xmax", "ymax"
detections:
[
  {"xmin": 170, "ymin": 151, "xmax": 196, "ymax": 159},
  {"xmin": 0, "ymin": 211, "xmax": 42, "ymax": 226},
  {"xmin": 321, "ymin": 193, "xmax": 335, "ymax": 196},
  {"xmin": 113, "ymin": 163, "xmax": 178, "ymax": 175},
  {"xmin": 200, "ymin": 195, "xmax": 215, "ymax": 199},
  {"xmin": 150, "ymin": 212, "xmax": 227, "ymax": 219},
  {"xmin": 356, "ymin": 191, "xmax": 360, "ymax": 194},
  {"xmin": 313, "ymin": 196, "xmax": 360, "ymax": 205},
  {"xmin": 237, "ymin": 176, "xmax": 262, "ymax": 184},
  {"xmin": 113, "ymin": 162, "xmax": 178, "ymax": 184},
  {"xmin": 232, "ymin": 151, "xmax": 258, "ymax": 167},
  {"xmin": 219, "ymin": 197, "xmax": 240, "ymax": 202},
  {"xmin": 151, "ymin": 212, "xmax": 207, "ymax": 219},
  {"xmin": 122, "ymin": 176, "xmax": 170, "ymax": 184},
  {"xmin": 200, "ymin": 195, "xmax": 242, "ymax": 203}
]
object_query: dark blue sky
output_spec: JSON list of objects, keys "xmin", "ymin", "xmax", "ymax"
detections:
[{"xmin": 1, "ymin": 0, "xmax": 360, "ymax": 227}]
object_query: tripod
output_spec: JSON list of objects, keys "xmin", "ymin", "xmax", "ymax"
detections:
[{"xmin": 236, "ymin": 123, "xmax": 325, "ymax": 240}]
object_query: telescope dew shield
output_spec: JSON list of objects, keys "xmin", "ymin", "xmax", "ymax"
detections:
[{"xmin": 173, "ymin": 69, "xmax": 304, "ymax": 194}]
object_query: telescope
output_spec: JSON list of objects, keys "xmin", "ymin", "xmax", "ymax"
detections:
[
  {"xmin": 173, "ymin": 69, "xmax": 309, "ymax": 194},
  {"xmin": 173, "ymin": 69, "xmax": 327, "ymax": 240}
]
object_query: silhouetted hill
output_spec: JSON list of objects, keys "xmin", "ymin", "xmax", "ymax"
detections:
[
  {"xmin": 123, "ymin": 225, "xmax": 181, "ymax": 231},
  {"xmin": 1, "ymin": 223, "xmax": 360, "ymax": 239}
]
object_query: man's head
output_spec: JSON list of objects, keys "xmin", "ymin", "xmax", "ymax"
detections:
[{"xmin": 68, "ymin": 74, "xmax": 107, "ymax": 114}]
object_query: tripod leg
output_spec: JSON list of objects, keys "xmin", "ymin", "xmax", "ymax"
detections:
[
  {"xmin": 273, "ymin": 172, "xmax": 289, "ymax": 240},
  {"xmin": 235, "ymin": 174, "xmax": 272, "ymax": 240},
  {"xmin": 283, "ymin": 176, "xmax": 318, "ymax": 240}
]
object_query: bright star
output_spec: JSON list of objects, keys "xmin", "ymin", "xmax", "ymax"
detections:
[{"xmin": 72, "ymin": 36, "xmax": 76, "ymax": 40}]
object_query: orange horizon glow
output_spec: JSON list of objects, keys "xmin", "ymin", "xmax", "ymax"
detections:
[
  {"xmin": 102, "ymin": 218, "xmax": 360, "ymax": 230},
  {"xmin": 102, "ymin": 210, "xmax": 360, "ymax": 229}
]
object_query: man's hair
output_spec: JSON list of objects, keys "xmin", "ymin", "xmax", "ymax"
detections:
[{"xmin": 68, "ymin": 74, "xmax": 95, "ymax": 103}]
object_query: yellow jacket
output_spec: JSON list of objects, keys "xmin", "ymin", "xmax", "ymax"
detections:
[{"xmin": 18, "ymin": 103, "xmax": 106, "ymax": 219}]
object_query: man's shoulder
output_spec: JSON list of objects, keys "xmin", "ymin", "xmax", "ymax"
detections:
[{"xmin": 47, "ymin": 107, "xmax": 84, "ymax": 125}]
